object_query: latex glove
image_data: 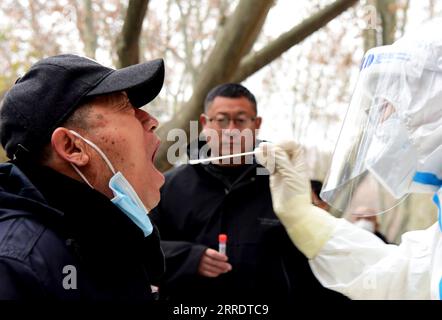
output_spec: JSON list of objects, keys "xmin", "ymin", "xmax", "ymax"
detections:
[
  {"xmin": 255, "ymin": 141, "xmax": 338, "ymax": 258},
  {"xmin": 255, "ymin": 141, "xmax": 311, "ymax": 215}
]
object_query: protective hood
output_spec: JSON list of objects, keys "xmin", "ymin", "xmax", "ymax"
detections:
[{"xmin": 321, "ymin": 19, "xmax": 442, "ymax": 216}]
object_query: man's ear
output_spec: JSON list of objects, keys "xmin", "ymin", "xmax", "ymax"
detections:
[
  {"xmin": 254, "ymin": 116, "xmax": 262, "ymax": 130},
  {"xmin": 200, "ymin": 114, "xmax": 208, "ymax": 128},
  {"xmin": 51, "ymin": 128, "xmax": 90, "ymax": 166}
]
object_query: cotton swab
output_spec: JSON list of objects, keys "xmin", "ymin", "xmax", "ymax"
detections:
[{"xmin": 188, "ymin": 150, "xmax": 256, "ymax": 165}]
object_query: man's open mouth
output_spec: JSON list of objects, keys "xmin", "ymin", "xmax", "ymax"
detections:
[{"xmin": 151, "ymin": 141, "xmax": 160, "ymax": 162}]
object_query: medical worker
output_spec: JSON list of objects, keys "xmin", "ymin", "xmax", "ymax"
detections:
[{"xmin": 255, "ymin": 19, "xmax": 442, "ymax": 300}]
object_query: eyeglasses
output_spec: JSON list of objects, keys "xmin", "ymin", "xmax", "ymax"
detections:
[{"xmin": 203, "ymin": 114, "xmax": 256, "ymax": 129}]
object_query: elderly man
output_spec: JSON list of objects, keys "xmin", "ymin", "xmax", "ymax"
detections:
[{"xmin": 0, "ymin": 54, "xmax": 165, "ymax": 300}]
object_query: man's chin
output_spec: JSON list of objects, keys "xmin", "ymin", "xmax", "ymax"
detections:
[
  {"xmin": 145, "ymin": 180, "xmax": 162, "ymax": 211},
  {"xmin": 153, "ymin": 166, "xmax": 165, "ymax": 187},
  {"xmin": 148, "ymin": 193, "xmax": 161, "ymax": 211}
]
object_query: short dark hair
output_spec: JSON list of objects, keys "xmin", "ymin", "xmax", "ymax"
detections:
[
  {"xmin": 37, "ymin": 98, "xmax": 94, "ymax": 165},
  {"xmin": 204, "ymin": 83, "xmax": 257, "ymax": 113}
]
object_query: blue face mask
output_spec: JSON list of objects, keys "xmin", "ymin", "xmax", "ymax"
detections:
[{"xmin": 69, "ymin": 130, "xmax": 153, "ymax": 237}]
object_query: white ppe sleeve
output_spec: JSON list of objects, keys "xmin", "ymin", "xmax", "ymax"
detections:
[{"xmin": 310, "ymin": 219, "xmax": 439, "ymax": 299}]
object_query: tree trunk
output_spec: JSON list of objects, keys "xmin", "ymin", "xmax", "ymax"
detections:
[
  {"xmin": 363, "ymin": 28, "xmax": 377, "ymax": 51},
  {"xmin": 377, "ymin": 0, "xmax": 397, "ymax": 45},
  {"xmin": 116, "ymin": 0, "xmax": 150, "ymax": 68},
  {"xmin": 83, "ymin": 0, "xmax": 97, "ymax": 59},
  {"xmin": 363, "ymin": 0, "xmax": 377, "ymax": 51},
  {"xmin": 155, "ymin": 0, "xmax": 274, "ymax": 172},
  {"xmin": 232, "ymin": 0, "xmax": 359, "ymax": 82}
]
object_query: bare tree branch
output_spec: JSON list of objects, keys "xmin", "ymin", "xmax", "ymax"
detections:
[
  {"xmin": 232, "ymin": 0, "xmax": 359, "ymax": 83},
  {"xmin": 82, "ymin": 0, "xmax": 97, "ymax": 58},
  {"xmin": 398, "ymin": 0, "xmax": 409, "ymax": 37},
  {"xmin": 176, "ymin": 0, "xmax": 198, "ymax": 83}
]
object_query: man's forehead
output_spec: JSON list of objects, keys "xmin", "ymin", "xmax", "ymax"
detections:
[{"xmin": 208, "ymin": 96, "xmax": 255, "ymax": 114}]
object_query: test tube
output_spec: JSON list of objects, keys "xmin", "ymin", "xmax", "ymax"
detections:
[{"xmin": 218, "ymin": 234, "xmax": 227, "ymax": 255}]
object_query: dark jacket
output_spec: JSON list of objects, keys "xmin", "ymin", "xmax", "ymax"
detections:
[
  {"xmin": 151, "ymin": 158, "xmax": 348, "ymax": 304},
  {"xmin": 0, "ymin": 162, "xmax": 164, "ymax": 300}
]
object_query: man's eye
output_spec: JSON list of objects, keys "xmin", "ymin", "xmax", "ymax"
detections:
[{"xmin": 235, "ymin": 118, "xmax": 246, "ymax": 124}]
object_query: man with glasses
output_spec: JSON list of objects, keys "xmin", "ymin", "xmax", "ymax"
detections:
[{"xmin": 151, "ymin": 83, "xmax": 346, "ymax": 308}]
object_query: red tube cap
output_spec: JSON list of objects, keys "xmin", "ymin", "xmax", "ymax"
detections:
[{"xmin": 218, "ymin": 234, "xmax": 227, "ymax": 243}]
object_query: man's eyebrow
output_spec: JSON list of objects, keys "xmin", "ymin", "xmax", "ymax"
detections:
[{"xmin": 215, "ymin": 111, "xmax": 248, "ymax": 116}]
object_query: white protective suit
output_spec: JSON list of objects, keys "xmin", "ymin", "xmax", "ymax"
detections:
[
  {"xmin": 254, "ymin": 19, "xmax": 442, "ymax": 300},
  {"xmin": 314, "ymin": 21, "xmax": 442, "ymax": 299},
  {"xmin": 311, "ymin": 217, "xmax": 441, "ymax": 299},
  {"xmin": 255, "ymin": 142, "xmax": 442, "ymax": 300}
]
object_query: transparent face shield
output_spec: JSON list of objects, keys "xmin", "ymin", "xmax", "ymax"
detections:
[{"xmin": 320, "ymin": 45, "xmax": 427, "ymax": 216}]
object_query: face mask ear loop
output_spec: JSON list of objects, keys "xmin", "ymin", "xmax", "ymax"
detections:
[
  {"xmin": 70, "ymin": 163, "xmax": 94, "ymax": 189},
  {"xmin": 69, "ymin": 130, "xmax": 116, "ymax": 175}
]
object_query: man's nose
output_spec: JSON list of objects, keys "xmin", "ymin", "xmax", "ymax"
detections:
[
  {"xmin": 137, "ymin": 109, "xmax": 159, "ymax": 131},
  {"xmin": 223, "ymin": 126, "xmax": 240, "ymax": 137},
  {"xmin": 150, "ymin": 116, "xmax": 159, "ymax": 130},
  {"xmin": 227, "ymin": 119, "xmax": 237, "ymax": 130}
]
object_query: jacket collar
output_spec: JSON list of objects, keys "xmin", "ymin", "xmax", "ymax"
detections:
[
  {"xmin": 15, "ymin": 162, "xmax": 146, "ymax": 241},
  {"xmin": 1, "ymin": 161, "xmax": 165, "ymax": 283},
  {"xmin": 0, "ymin": 162, "xmax": 64, "ymax": 224}
]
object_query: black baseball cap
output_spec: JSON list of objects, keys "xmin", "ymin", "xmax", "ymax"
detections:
[{"xmin": 0, "ymin": 54, "xmax": 164, "ymax": 160}]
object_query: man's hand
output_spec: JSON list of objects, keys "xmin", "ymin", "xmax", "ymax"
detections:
[{"xmin": 198, "ymin": 248, "xmax": 232, "ymax": 278}]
